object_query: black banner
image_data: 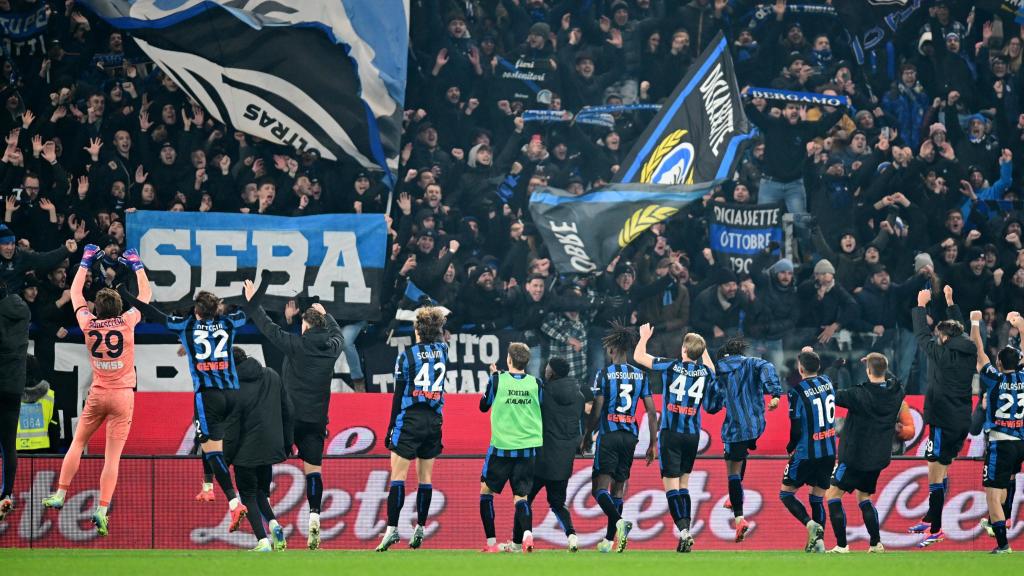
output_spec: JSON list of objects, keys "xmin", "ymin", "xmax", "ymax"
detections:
[
  {"xmin": 616, "ymin": 32, "xmax": 750, "ymax": 186},
  {"xmin": 495, "ymin": 55, "xmax": 560, "ymax": 103},
  {"xmin": 528, "ymin": 183, "xmax": 715, "ymax": 275}
]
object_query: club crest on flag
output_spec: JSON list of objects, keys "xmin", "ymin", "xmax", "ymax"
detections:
[
  {"xmin": 640, "ymin": 129, "xmax": 695, "ymax": 185},
  {"xmin": 617, "ymin": 205, "xmax": 680, "ymax": 248}
]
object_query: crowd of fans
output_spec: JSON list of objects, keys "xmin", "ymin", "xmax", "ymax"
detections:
[{"xmin": 1, "ymin": 0, "xmax": 1021, "ymax": 393}]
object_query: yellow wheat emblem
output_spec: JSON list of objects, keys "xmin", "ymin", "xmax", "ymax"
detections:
[
  {"xmin": 640, "ymin": 129, "xmax": 688, "ymax": 183},
  {"xmin": 618, "ymin": 205, "xmax": 679, "ymax": 248}
]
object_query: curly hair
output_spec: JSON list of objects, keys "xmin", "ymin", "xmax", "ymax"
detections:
[
  {"xmin": 414, "ymin": 306, "xmax": 447, "ymax": 343},
  {"xmin": 717, "ymin": 337, "xmax": 749, "ymax": 360},
  {"xmin": 601, "ymin": 320, "xmax": 638, "ymax": 356}
]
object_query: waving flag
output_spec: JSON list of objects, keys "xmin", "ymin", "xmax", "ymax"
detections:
[
  {"xmin": 529, "ymin": 183, "xmax": 717, "ymax": 275},
  {"xmin": 395, "ymin": 281, "xmax": 450, "ymax": 322},
  {"xmin": 616, "ymin": 32, "xmax": 750, "ymax": 186},
  {"xmin": 80, "ymin": 0, "xmax": 408, "ymax": 184}
]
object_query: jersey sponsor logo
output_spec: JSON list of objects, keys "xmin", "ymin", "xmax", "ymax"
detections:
[
  {"xmin": 812, "ymin": 428, "xmax": 837, "ymax": 441},
  {"xmin": 607, "ymin": 414, "xmax": 637, "ymax": 423},
  {"xmin": 94, "ymin": 360, "xmax": 125, "ymax": 371},
  {"xmin": 504, "ymin": 389, "xmax": 535, "ymax": 405},
  {"xmin": 411, "ymin": 390, "xmax": 442, "ymax": 401},
  {"xmin": 993, "ymin": 419, "xmax": 1024, "ymax": 429},
  {"xmin": 195, "ymin": 360, "xmax": 230, "ymax": 372},
  {"xmin": 668, "ymin": 404, "xmax": 698, "ymax": 416}
]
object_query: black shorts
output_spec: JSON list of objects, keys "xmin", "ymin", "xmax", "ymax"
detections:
[
  {"xmin": 594, "ymin": 430, "xmax": 639, "ymax": 482},
  {"xmin": 194, "ymin": 387, "xmax": 236, "ymax": 443},
  {"xmin": 782, "ymin": 456, "xmax": 835, "ymax": 490},
  {"xmin": 925, "ymin": 426, "xmax": 968, "ymax": 466},
  {"xmin": 386, "ymin": 406, "xmax": 443, "ymax": 460},
  {"xmin": 481, "ymin": 450, "xmax": 535, "ymax": 496},
  {"xmin": 831, "ymin": 462, "xmax": 882, "ymax": 495},
  {"xmin": 293, "ymin": 422, "xmax": 328, "ymax": 465},
  {"xmin": 983, "ymin": 440, "xmax": 1024, "ymax": 489},
  {"xmin": 724, "ymin": 439, "xmax": 758, "ymax": 462},
  {"xmin": 658, "ymin": 430, "xmax": 699, "ymax": 478}
]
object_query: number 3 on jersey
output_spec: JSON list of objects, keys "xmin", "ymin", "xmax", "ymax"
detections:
[
  {"xmin": 414, "ymin": 362, "xmax": 446, "ymax": 392},
  {"xmin": 193, "ymin": 329, "xmax": 229, "ymax": 360}
]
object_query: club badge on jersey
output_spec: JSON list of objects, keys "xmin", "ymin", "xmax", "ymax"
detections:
[{"xmin": 593, "ymin": 363, "xmax": 651, "ymax": 436}]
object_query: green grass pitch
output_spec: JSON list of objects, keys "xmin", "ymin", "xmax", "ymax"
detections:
[{"xmin": 1, "ymin": 549, "xmax": 1021, "ymax": 575}]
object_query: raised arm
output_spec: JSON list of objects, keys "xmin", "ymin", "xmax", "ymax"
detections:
[
  {"xmin": 633, "ymin": 323, "xmax": 655, "ymax": 369},
  {"xmin": 70, "ymin": 244, "xmax": 100, "ymax": 312},
  {"xmin": 119, "ymin": 286, "xmax": 167, "ymax": 324},
  {"xmin": 119, "ymin": 249, "xmax": 151, "ymax": 303},
  {"xmin": 702, "ymin": 347, "xmax": 716, "ymax": 374}
]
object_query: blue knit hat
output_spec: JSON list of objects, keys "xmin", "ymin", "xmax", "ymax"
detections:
[{"xmin": 0, "ymin": 224, "xmax": 14, "ymax": 245}]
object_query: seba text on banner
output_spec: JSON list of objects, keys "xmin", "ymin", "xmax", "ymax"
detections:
[{"xmin": 126, "ymin": 210, "xmax": 387, "ymax": 320}]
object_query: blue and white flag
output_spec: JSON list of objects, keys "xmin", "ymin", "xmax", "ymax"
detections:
[
  {"xmin": 79, "ymin": 0, "xmax": 408, "ymax": 184},
  {"xmin": 126, "ymin": 210, "xmax": 388, "ymax": 320},
  {"xmin": 708, "ymin": 203, "xmax": 783, "ymax": 275},
  {"xmin": 394, "ymin": 281, "xmax": 450, "ymax": 322},
  {"xmin": 0, "ymin": 3, "xmax": 49, "ymax": 57}
]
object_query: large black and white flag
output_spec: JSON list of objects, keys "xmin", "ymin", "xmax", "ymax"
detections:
[{"xmin": 80, "ymin": 0, "xmax": 408, "ymax": 184}]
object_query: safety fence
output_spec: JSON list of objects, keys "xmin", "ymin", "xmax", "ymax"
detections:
[{"xmin": 0, "ymin": 455, "xmax": 1014, "ymax": 551}]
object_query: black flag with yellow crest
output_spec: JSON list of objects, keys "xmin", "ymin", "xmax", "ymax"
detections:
[
  {"xmin": 615, "ymin": 32, "xmax": 750, "ymax": 185},
  {"xmin": 528, "ymin": 183, "xmax": 717, "ymax": 275}
]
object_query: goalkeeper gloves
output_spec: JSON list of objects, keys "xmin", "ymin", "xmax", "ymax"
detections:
[
  {"xmin": 119, "ymin": 248, "xmax": 145, "ymax": 272},
  {"xmin": 80, "ymin": 244, "xmax": 101, "ymax": 269}
]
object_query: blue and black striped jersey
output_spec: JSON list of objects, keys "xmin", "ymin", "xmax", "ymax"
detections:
[
  {"xmin": 167, "ymin": 310, "xmax": 246, "ymax": 390},
  {"xmin": 787, "ymin": 376, "xmax": 837, "ymax": 460},
  {"xmin": 653, "ymin": 358, "xmax": 713, "ymax": 434},
  {"xmin": 592, "ymin": 363, "xmax": 650, "ymax": 436},
  {"xmin": 980, "ymin": 364, "xmax": 1024, "ymax": 440},
  {"xmin": 391, "ymin": 342, "xmax": 449, "ymax": 421}
]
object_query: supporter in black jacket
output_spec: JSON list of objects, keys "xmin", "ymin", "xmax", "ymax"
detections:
[
  {"xmin": 746, "ymin": 256, "xmax": 798, "ymax": 342},
  {"xmin": 243, "ymin": 269, "xmax": 343, "ymax": 522},
  {"xmin": 824, "ymin": 352, "xmax": 904, "ymax": 553},
  {"xmin": 795, "ymin": 259, "xmax": 858, "ymax": 348},
  {"xmin": 529, "ymin": 357, "xmax": 584, "ymax": 545},
  {"xmin": 911, "ymin": 285, "xmax": 977, "ymax": 542},
  {"xmin": 0, "ymin": 225, "xmax": 76, "ymax": 294},
  {"xmin": 452, "ymin": 264, "xmax": 507, "ymax": 332},
  {"xmin": 690, "ymin": 267, "xmax": 747, "ymax": 349},
  {"xmin": 0, "ymin": 285, "xmax": 31, "ymax": 511},
  {"xmin": 224, "ymin": 348, "xmax": 293, "ymax": 551}
]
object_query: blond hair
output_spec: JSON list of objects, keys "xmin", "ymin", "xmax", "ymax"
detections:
[{"xmin": 682, "ymin": 332, "xmax": 706, "ymax": 361}]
